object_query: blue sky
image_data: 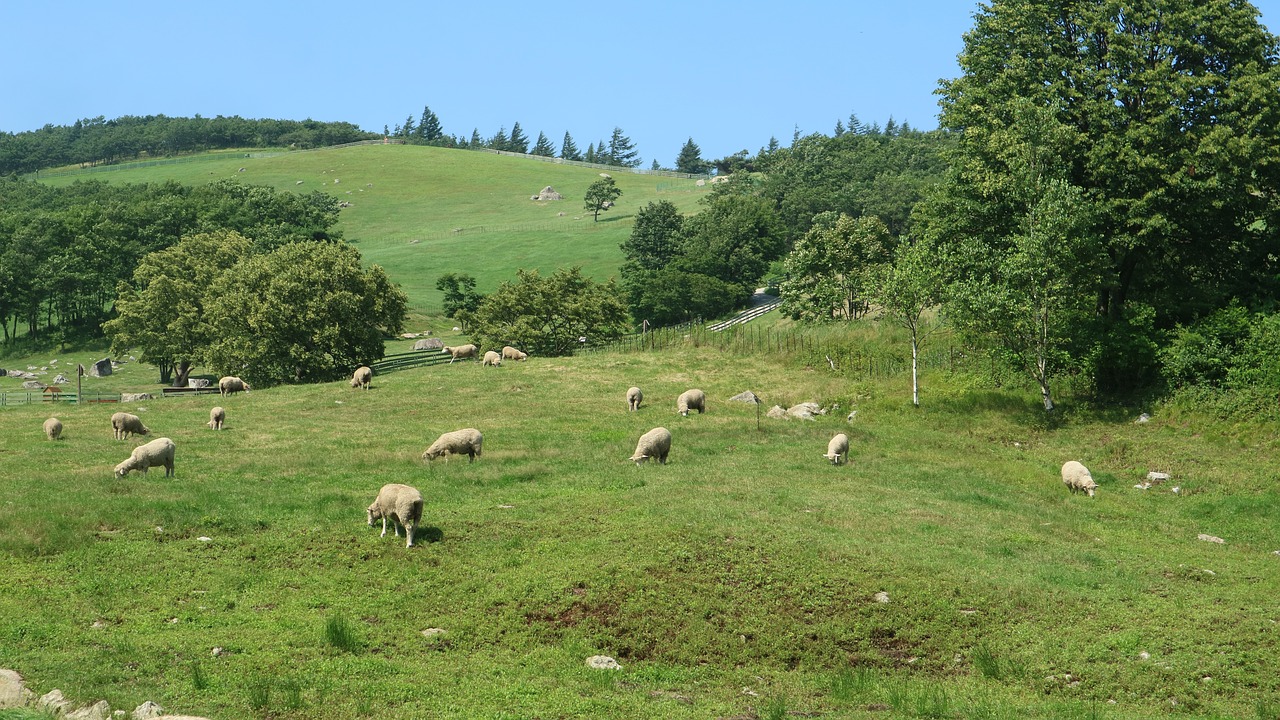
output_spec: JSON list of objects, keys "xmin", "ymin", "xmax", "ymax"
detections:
[{"xmin": 5, "ymin": 1, "xmax": 1280, "ymax": 166}]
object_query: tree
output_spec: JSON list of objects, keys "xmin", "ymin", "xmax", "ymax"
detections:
[
  {"xmin": 607, "ymin": 127, "xmax": 641, "ymax": 167},
  {"xmin": 435, "ymin": 272, "xmax": 484, "ymax": 318},
  {"xmin": 871, "ymin": 240, "xmax": 942, "ymax": 407},
  {"xmin": 531, "ymin": 131, "xmax": 556, "ymax": 157},
  {"xmin": 675, "ymin": 137, "xmax": 710, "ymax": 174},
  {"xmin": 489, "ymin": 126, "xmax": 508, "ymax": 150},
  {"xmin": 203, "ymin": 241, "xmax": 407, "ymax": 385},
  {"xmin": 583, "ymin": 142, "xmax": 597, "ymax": 164},
  {"xmin": 680, "ymin": 191, "xmax": 785, "ymax": 296},
  {"xmin": 931, "ymin": 0, "xmax": 1280, "ymax": 389},
  {"xmin": 399, "ymin": 115, "xmax": 416, "ymax": 138},
  {"xmin": 507, "ymin": 122, "xmax": 529, "ymax": 154},
  {"xmin": 583, "ymin": 176, "xmax": 621, "ymax": 221},
  {"xmin": 103, "ymin": 230, "xmax": 253, "ymax": 386},
  {"xmin": 470, "ymin": 128, "xmax": 482, "ymax": 147},
  {"xmin": 560, "ymin": 131, "xmax": 581, "ymax": 161},
  {"xmin": 620, "ymin": 200, "xmax": 683, "ymax": 272},
  {"xmin": 467, "ymin": 267, "xmax": 629, "ymax": 356},
  {"xmin": 418, "ymin": 106, "xmax": 443, "ymax": 142},
  {"xmin": 779, "ymin": 213, "xmax": 892, "ymax": 322}
]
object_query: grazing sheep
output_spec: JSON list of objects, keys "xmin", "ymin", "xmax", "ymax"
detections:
[
  {"xmin": 502, "ymin": 346, "xmax": 528, "ymax": 361},
  {"xmin": 43, "ymin": 417, "xmax": 63, "ymax": 440},
  {"xmin": 482, "ymin": 351, "xmax": 502, "ymax": 367},
  {"xmin": 422, "ymin": 428, "xmax": 483, "ymax": 463},
  {"xmin": 207, "ymin": 406, "xmax": 226, "ymax": 430},
  {"xmin": 111, "ymin": 412, "xmax": 150, "ymax": 441},
  {"xmin": 1062, "ymin": 460, "xmax": 1098, "ymax": 497},
  {"xmin": 823, "ymin": 433, "xmax": 850, "ymax": 465},
  {"xmin": 350, "ymin": 365, "xmax": 373, "ymax": 390},
  {"xmin": 627, "ymin": 386, "xmax": 643, "ymax": 412},
  {"xmin": 367, "ymin": 483, "xmax": 424, "ymax": 548},
  {"xmin": 677, "ymin": 389, "xmax": 707, "ymax": 417},
  {"xmin": 441, "ymin": 344, "xmax": 478, "ymax": 363},
  {"xmin": 630, "ymin": 427, "xmax": 672, "ymax": 466},
  {"xmin": 218, "ymin": 376, "xmax": 251, "ymax": 396},
  {"xmin": 114, "ymin": 437, "xmax": 176, "ymax": 478}
]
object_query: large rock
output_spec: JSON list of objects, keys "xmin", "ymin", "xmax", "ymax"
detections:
[
  {"xmin": 132, "ymin": 700, "xmax": 165, "ymax": 719},
  {"xmin": 38, "ymin": 689, "xmax": 74, "ymax": 715},
  {"xmin": 52, "ymin": 374, "xmax": 71, "ymax": 385},
  {"xmin": 187, "ymin": 379, "xmax": 210, "ymax": 389},
  {"xmin": 68, "ymin": 700, "xmax": 112, "ymax": 719},
  {"xmin": 121, "ymin": 393, "xmax": 154, "ymax": 402},
  {"xmin": 414, "ymin": 338, "xmax": 444, "ymax": 351},
  {"xmin": 785, "ymin": 402, "xmax": 823, "ymax": 420},
  {"xmin": 728, "ymin": 390, "xmax": 761, "ymax": 404},
  {"xmin": 87, "ymin": 358, "xmax": 112, "ymax": 377},
  {"xmin": 0, "ymin": 668, "xmax": 33, "ymax": 708},
  {"xmin": 766, "ymin": 405, "xmax": 787, "ymax": 419},
  {"xmin": 534, "ymin": 185, "xmax": 563, "ymax": 201},
  {"xmin": 21, "ymin": 380, "xmax": 46, "ymax": 390}
]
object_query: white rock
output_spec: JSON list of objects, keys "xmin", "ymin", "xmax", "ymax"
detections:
[
  {"xmin": 1138, "ymin": 651, "xmax": 1150, "ymax": 660},
  {"xmin": 197, "ymin": 537, "xmax": 212, "ymax": 542},
  {"xmin": 38, "ymin": 689, "xmax": 73, "ymax": 715},
  {"xmin": 1197, "ymin": 534, "xmax": 1226, "ymax": 544},
  {"xmin": 741, "ymin": 687, "xmax": 759, "ymax": 697},
  {"xmin": 68, "ymin": 700, "xmax": 112, "ymax": 720},
  {"xmin": 1135, "ymin": 413, "xmax": 1151, "ymax": 423},
  {"xmin": 1147, "ymin": 472, "xmax": 1171, "ymax": 484},
  {"xmin": 1134, "ymin": 483, "xmax": 1151, "ymax": 490},
  {"xmin": 0, "ymin": 668, "xmax": 33, "ymax": 709},
  {"xmin": 1171, "ymin": 486, "xmax": 1181, "ymax": 494},
  {"xmin": 132, "ymin": 700, "xmax": 165, "ymax": 719},
  {"xmin": 586, "ymin": 655, "xmax": 622, "ymax": 670},
  {"xmin": 211, "ymin": 647, "xmax": 226, "ymax": 657},
  {"xmin": 420, "ymin": 628, "xmax": 446, "ymax": 638},
  {"xmin": 873, "ymin": 591, "xmax": 890, "ymax": 603}
]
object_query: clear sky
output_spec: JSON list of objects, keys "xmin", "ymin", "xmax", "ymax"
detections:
[{"xmin": 5, "ymin": 1, "xmax": 1280, "ymax": 167}]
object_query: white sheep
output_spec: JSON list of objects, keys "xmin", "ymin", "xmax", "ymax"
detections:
[
  {"xmin": 502, "ymin": 346, "xmax": 528, "ymax": 361},
  {"xmin": 43, "ymin": 417, "xmax": 63, "ymax": 440},
  {"xmin": 630, "ymin": 427, "xmax": 672, "ymax": 465},
  {"xmin": 111, "ymin": 412, "xmax": 150, "ymax": 440},
  {"xmin": 823, "ymin": 433, "xmax": 850, "ymax": 465},
  {"xmin": 114, "ymin": 437, "xmax": 176, "ymax": 478},
  {"xmin": 218, "ymin": 376, "xmax": 251, "ymax": 396},
  {"xmin": 482, "ymin": 351, "xmax": 502, "ymax": 367},
  {"xmin": 677, "ymin": 389, "xmax": 706, "ymax": 417},
  {"xmin": 367, "ymin": 483, "xmax": 424, "ymax": 548},
  {"xmin": 626, "ymin": 386, "xmax": 643, "ymax": 411},
  {"xmin": 422, "ymin": 428, "xmax": 483, "ymax": 463},
  {"xmin": 1062, "ymin": 460, "xmax": 1098, "ymax": 497},
  {"xmin": 207, "ymin": 406, "xmax": 226, "ymax": 430},
  {"xmin": 441, "ymin": 344, "xmax": 478, "ymax": 363},
  {"xmin": 350, "ymin": 365, "xmax": 373, "ymax": 390}
]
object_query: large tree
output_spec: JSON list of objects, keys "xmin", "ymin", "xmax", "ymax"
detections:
[
  {"xmin": 779, "ymin": 212, "xmax": 892, "ymax": 322},
  {"xmin": 507, "ymin": 122, "xmax": 529, "ymax": 154},
  {"xmin": 675, "ymin": 137, "xmax": 710, "ymax": 174},
  {"xmin": 560, "ymin": 131, "xmax": 582, "ymax": 161},
  {"xmin": 583, "ymin": 176, "xmax": 622, "ymax": 221},
  {"xmin": 928, "ymin": 0, "xmax": 1280, "ymax": 388},
  {"xmin": 531, "ymin": 131, "xmax": 556, "ymax": 157},
  {"xmin": 606, "ymin": 127, "xmax": 641, "ymax": 168},
  {"xmin": 467, "ymin": 267, "xmax": 629, "ymax": 356}
]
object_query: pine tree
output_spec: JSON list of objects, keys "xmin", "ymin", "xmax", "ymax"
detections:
[
  {"xmin": 531, "ymin": 131, "xmax": 556, "ymax": 157},
  {"xmin": 607, "ymin": 127, "xmax": 641, "ymax": 168},
  {"xmin": 560, "ymin": 131, "xmax": 581, "ymax": 161},
  {"xmin": 418, "ymin": 106, "xmax": 443, "ymax": 142},
  {"xmin": 508, "ymin": 122, "xmax": 529, "ymax": 154},
  {"xmin": 584, "ymin": 142, "xmax": 597, "ymax": 164},
  {"xmin": 490, "ymin": 126, "xmax": 508, "ymax": 150},
  {"xmin": 675, "ymin": 137, "xmax": 709, "ymax": 174},
  {"xmin": 470, "ymin": 128, "xmax": 482, "ymax": 147},
  {"xmin": 833, "ymin": 119, "xmax": 846, "ymax": 137},
  {"xmin": 401, "ymin": 115, "xmax": 416, "ymax": 138},
  {"xmin": 847, "ymin": 113, "xmax": 865, "ymax": 134}
]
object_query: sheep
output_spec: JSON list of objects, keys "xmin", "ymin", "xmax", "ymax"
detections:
[
  {"xmin": 114, "ymin": 437, "xmax": 176, "ymax": 478},
  {"xmin": 823, "ymin": 433, "xmax": 850, "ymax": 465},
  {"xmin": 626, "ymin": 386, "xmax": 643, "ymax": 412},
  {"xmin": 1062, "ymin": 460, "xmax": 1098, "ymax": 497},
  {"xmin": 422, "ymin": 428, "xmax": 483, "ymax": 463},
  {"xmin": 441, "ymin": 344, "xmax": 478, "ymax": 363},
  {"xmin": 482, "ymin": 351, "xmax": 502, "ymax": 367},
  {"xmin": 43, "ymin": 417, "xmax": 63, "ymax": 440},
  {"xmin": 502, "ymin": 346, "xmax": 528, "ymax": 361},
  {"xmin": 207, "ymin": 406, "xmax": 226, "ymax": 430},
  {"xmin": 367, "ymin": 483, "xmax": 424, "ymax": 548},
  {"xmin": 677, "ymin": 389, "xmax": 706, "ymax": 417},
  {"xmin": 219, "ymin": 376, "xmax": 251, "ymax": 396},
  {"xmin": 630, "ymin": 427, "xmax": 672, "ymax": 465},
  {"xmin": 350, "ymin": 365, "xmax": 373, "ymax": 390},
  {"xmin": 111, "ymin": 412, "xmax": 150, "ymax": 441}
]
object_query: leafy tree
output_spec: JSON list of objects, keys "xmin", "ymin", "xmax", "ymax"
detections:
[
  {"xmin": 203, "ymin": 241, "xmax": 407, "ymax": 385},
  {"xmin": 871, "ymin": 239, "xmax": 942, "ymax": 406},
  {"xmin": 583, "ymin": 142, "xmax": 596, "ymax": 164},
  {"xmin": 467, "ymin": 267, "xmax": 629, "ymax": 356},
  {"xmin": 435, "ymin": 272, "xmax": 484, "ymax": 318},
  {"xmin": 489, "ymin": 126, "xmax": 508, "ymax": 150},
  {"xmin": 607, "ymin": 127, "xmax": 641, "ymax": 168},
  {"xmin": 507, "ymin": 122, "xmax": 529, "ymax": 154},
  {"xmin": 679, "ymin": 191, "xmax": 784, "ymax": 295},
  {"xmin": 418, "ymin": 106, "xmax": 443, "ymax": 142},
  {"xmin": 620, "ymin": 200, "xmax": 683, "ymax": 272},
  {"xmin": 399, "ymin": 115, "xmax": 416, "ymax": 138},
  {"xmin": 583, "ymin": 176, "xmax": 621, "ymax": 222},
  {"xmin": 624, "ymin": 268, "xmax": 741, "ymax": 327},
  {"xmin": 470, "ymin": 128, "xmax": 482, "ymax": 147},
  {"xmin": 103, "ymin": 230, "xmax": 252, "ymax": 386},
  {"xmin": 531, "ymin": 131, "xmax": 556, "ymax": 157},
  {"xmin": 675, "ymin": 138, "xmax": 710, "ymax": 174},
  {"xmin": 779, "ymin": 212, "xmax": 892, "ymax": 322},
  {"xmin": 560, "ymin": 131, "xmax": 581, "ymax": 161}
]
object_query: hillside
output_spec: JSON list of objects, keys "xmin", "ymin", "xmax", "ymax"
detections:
[{"xmin": 40, "ymin": 145, "xmax": 712, "ymax": 315}]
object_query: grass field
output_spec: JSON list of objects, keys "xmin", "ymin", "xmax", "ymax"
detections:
[
  {"xmin": 39, "ymin": 145, "xmax": 712, "ymax": 315},
  {"xmin": 2, "ymin": 328, "xmax": 1279, "ymax": 719}
]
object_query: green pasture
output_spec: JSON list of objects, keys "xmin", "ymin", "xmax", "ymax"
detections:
[
  {"xmin": 39, "ymin": 146, "xmax": 712, "ymax": 314},
  {"xmin": 2, "ymin": 334, "xmax": 1279, "ymax": 719}
]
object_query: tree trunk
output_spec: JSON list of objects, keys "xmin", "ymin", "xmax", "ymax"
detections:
[
  {"xmin": 173, "ymin": 360, "xmax": 192, "ymax": 388},
  {"xmin": 1037, "ymin": 356, "xmax": 1054, "ymax": 412},
  {"xmin": 911, "ymin": 332, "xmax": 920, "ymax": 407},
  {"xmin": 159, "ymin": 362, "xmax": 173, "ymax": 385}
]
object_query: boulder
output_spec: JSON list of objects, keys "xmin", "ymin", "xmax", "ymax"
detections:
[
  {"xmin": 585, "ymin": 655, "xmax": 622, "ymax": 670},
  {"xmin": 68, "ymin": 700, "xmax": 112, "ymax": 720},
  {"xmin": 785, "ymin": 402, "xmax": 823, "ymax": 420},
  {"xmin": 414, "ymin": 338, "xmax": 444, "ymax": 351},
  {"xmin": 535, "ymin": 186, "xmax": 563, "ymax": 201},
  {"xmin": 728, "ymin": 390, "xmax": 761, "ymax": 404},
  {"xmin": 132, "ymin": 700, "xmax": 165, "ymax": 719},
  {"xmin": 0, "ymin": 668, "xmax": 33, "ymax": 708},
  {"xmin": 6, "ymin": 370, "xmax": 24, "ymax": 378},
  {"xmin": 187, "ymin": 379, "xmax": 210, "ymax": 389},
  {"xmin": 53, "ymin": 374, "xmax": 71, "ymax": 384},
  {"xmin": 38, "ymin": 689, "xmax": 74, "ymax": 716},
  {"xmin": 21, "ymin": 380, "xmax": 46, "ymax": 390},
  {"xmin": 87, "ymin": 358, "xmax": 112, "ymax": 377},
  {"xmin": 121, "ymin": 393, "xmax": 154, "ymax": 402},
  {"xmin": 766, "ymin": 405, "xmax": 787, "ymax": 419}
]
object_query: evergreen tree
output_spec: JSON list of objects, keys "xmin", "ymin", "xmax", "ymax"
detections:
[
  {"xmin": 489, "ymin": 126, "xmax": 508, "ymax": 150},
  {"xmin": 584, "ymin": 142, "xmax": 597, "ymax": 164},
  {"xmin": 560, "ymin": 131, "xmax": 581, "ymax": 161},
  {"xmin": 531, "ymin": 131, "xmax": 556, "ymax": 157},
  {"xmin": 470, "ymin": 128, "xmax": 482, "ymax": 147},
  {"xmin": 833, "ymin": 119, "xmax": 846, "ymax": 137},
  {"xmin": 651, "ymin": 160, "xmax": 661, "ymax": 170},
  {"xmin": 508, "ymin": 122, "xmax": 529, "ymax": 154},
  {"xmin": 847, "ymin": 113, "xmax": 864, "ymax": 134},
  {"xmin": 675, "ymin": 137, "xmax": 710, "ymax": 174},
  {"xmin": 418, "ymin": 106, "xmax": 443, "ymax": 142},
  {"xmin": 400, "ymin": 115, "xmax": 416, "ymax": 138},
  {"xmin": 607, "ymin": 127, "xmax": 641, "ymax": 168}
]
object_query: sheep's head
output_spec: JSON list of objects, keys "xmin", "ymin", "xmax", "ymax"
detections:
[
  {"xmin": 1083, "ymin": 479, "xmax": 1098, "ymax": 497},
  {"xmin": 630, "ymin": 453, "xmax": 649, "ymax": 466},
  {"xmin": 422, "ymin": 449, "xmax": 441, "ymax": 462},
  {"xmin": 114, "ymin": 460, "xmax": 133, "ymax": 478},
  {"xmin": 367, "ymin": 502, "xmax": 382, "ymax": 525},
  {"xmin": 243, "ymin": 382, "xmax": 252, "ymax": 392}
]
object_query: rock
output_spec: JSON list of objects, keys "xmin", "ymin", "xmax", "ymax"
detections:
[
  {"xmin": 1147, "ymin": 471, "xmax": 1171, "ymax": 484},
  {"xmin": 696, "ymin": 179, "xmax": 706, "ymax": 186},
  {"xmin": 847, "ymin": 410, "xmax": 858, "ymax": 421},
  {"xmin": 187, "ymin": 379, "xmax": 210, "ymax": 389},
  {"xmin": 121, "ymin": 393, "xmax": 154, "ymax": 402},
  {"xmin": 414, "ymin": 338, "xmax": 444, "ymax": 351},
  {"xmin": 39, "ymin": 689, "xmax": 74, "ymax": 715},
  {"xmin": 785, "ymin": 402, "xmax": 822, "ymax": 420},
  {"xmin": 1139, "ymin": 651, "xmax": 1150, "ymax": 660},
  {"xmin": 585, "ymin": 655, "xmax": 622, "ymax": 670},
  {"xmin": 766, "ymin": 405, "xmax": 787, "ymax": 419},
  {"xmin": 88, "ymin": 358, "xmax": 112, "ymax": 377},
  {"xmin": 873, "ymin": 591, "xmax": 890, "ymax": 603},
  {"xmin": 21, "ymin": 380, "xmax": 46, "ymax": 390},
  {"xmin": 6, "ymin": 370, "xmax": 25, "ymax": 378},
  {"xmin": 53, "ymin": 374, "xmax": 70, "ymax": 384},
  {"xmin": 1135, "ymin": 413, "xmax": 1151, "ymax": 423},
  {"xmin": 210, "ymin": 647, "xmax": 226, "ymax": 657},
  {"xmin": 598, "ymin": 173, "xmax": 611, "ymax": 178},
  {"xmin": 420, "ymin": 628, "xmax": 446, "ymax": 638},
  {"xmin": 728, "ymin": 390, "xmax": 761, "ymax": 404},
  {"xmin": 0, "ymin": 668, "xmax": 34, "ymax": 708},
  {"xmin": 535, "ymin": 186, "xmax": 563, "ymax": 201},
  {"xmin": 68, "ymin": 700, "xmax": 112, "ymax": 719},
  {"xmin": 197, "ymin": 537, "xmax": 212, "ymax": 543},
  {"xmin": 1197, "ymin": 534, "xmax": 1226, "ymax": 544}
]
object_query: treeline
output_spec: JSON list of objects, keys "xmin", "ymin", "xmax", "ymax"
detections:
[{"xmin": 0, "ymin": 115, "xmax": 377, "ymax": 175}]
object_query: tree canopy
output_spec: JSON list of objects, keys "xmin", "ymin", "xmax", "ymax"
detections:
[
  {"xmin": 583, "ymin": 176, "xmax": 622, "ymax": 221},
  {"xmin": 467, "ymin": 267, "xmax": 629, "ymax": 356}
]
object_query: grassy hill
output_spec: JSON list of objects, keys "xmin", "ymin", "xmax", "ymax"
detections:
[
  {"xmin": 40, "ymin": 145, "xmax": 712, "ymax": 316},
  {"xmin": 1, "ymin": 329, "xmax": 1279, "ymax": 718}
]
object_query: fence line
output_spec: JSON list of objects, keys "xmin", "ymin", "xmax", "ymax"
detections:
[{"xmin": 472, "ymin": 148, "xmax": 712, "ymax": 180}]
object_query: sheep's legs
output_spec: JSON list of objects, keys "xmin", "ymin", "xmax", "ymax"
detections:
[{"xmin": 380, "ymin": 517, "xmax": 389, "ymax": 537}]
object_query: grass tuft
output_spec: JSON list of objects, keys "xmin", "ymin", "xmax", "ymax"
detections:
[{"xmin": 323, "ymin": 614, "xmax": 362, "ymax": 653}]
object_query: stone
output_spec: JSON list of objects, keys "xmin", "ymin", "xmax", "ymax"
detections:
[
  {"xmin": 87, "ymin": 358, "xmax": 112, "ymax": 377},
  {"xmin": 1146, "ymin": 471, "xmax": 1171, "ymax": 484},
  {"xmin": 420, "ymin": 628, "xmax": 446, "ymax": 638},
  {"xmin": 187, "ymin": 379, "xmax": 210, "ymax": 389},
  {"xmin": 1197, "ymin": 534, "xmax": 1226, "ymax": 544},
  {"xmin": 785, "ymin": 402, "xmax": 822, "ymax": 420},
  {"xmin": 585, "ymin": 655, "xmax": 622, "ymax": 670},
  {"xmin": 766, "ymin": 405, "xmax": 787, "ymax": 419},
  {"xmin": 121, "ymin": 393, "xmax": 154, "ymax": 402},
  {"xmin": 535, "ymin": 186, "xmax": 563, "ymax": 201},
  {"xmin": 414, "ymin": 338, "xmax": 444, "ymax": 351},
  {"xmin": 6, "ymin": 370, "xmax": 24, "ymax": 378},
  {"xmin": 728, "ymin": 390, "xmax": 761, "ymax": 404},
  {"xmin": 0, "ymin": 668, "xmax": 33, "ymax": 708},
  {"xmin": 53, "ymin": 374, "xmax": 70, "ymax": 384},
  {"xmin": 68, "ymin": 700, "xmax": 112, "ymax": 720},
  {"xmin": 873, "ymin": 591, "xmax": 890, "ymax": 603},
  {"xmin": 21, "ymin": 380, "xmax": 45, "ymax": 390},
  {"xmin": 1135, "ymin": 413, "xmax": 1151, "ymax": 423},
  {"xmin": 39, "ymin": 689, "xmax": 74, "ymax": 715}
]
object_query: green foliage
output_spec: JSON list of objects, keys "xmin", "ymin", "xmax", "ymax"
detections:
[
  {"xmin": 324, "ymin": 613, "xmax": 362, "ymax": 653},
  {"xmin": 204, "ymin": 241, "xmax": 407, "ymax": 385},
  {"xmin": 674, "ymin": 137, "xmax": 710, "ymax": 175},
  {"xmin": 679, "ymin": 191, "xmax": 784, "ymax": 293},
  {"xmin": 507, "ymin": 122, "xmax": 529, "ymax": 154},
  {"xmin": 530, "ymin": 131, "xmax": 556, "ymax": 157},
  {"xmin": 467, "ymin": 266, "xmax": 629, "ymax": 355},
  {"xmin": 560, "ymin": 131, "xmax": 581, "ymax": 161},
  {"xmin": 1159, "ymin": 303, "xmax": 1252, "ymax": 389},
  {"xmin": 583, "ymin": 176, "xmax": 622, "ymax": 222},
  {"xmin": 434, "ymin": 272, "xmax": 484, "ymax": 319},
  {"xmin": 605, "ymin": 127, "xmax": 641, "ymax": 168},
  {"xmin": 779, "ymin": 212, "xmax": 892, "ymax": 322},
  {"xmin": 620, "ymin": 200, "xmax": 684, "ymax": 273}
]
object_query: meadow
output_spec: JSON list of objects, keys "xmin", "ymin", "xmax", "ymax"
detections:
[{"xmin": 2, "ymin": 326, "xmax": 1279, "ymax": 719}]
